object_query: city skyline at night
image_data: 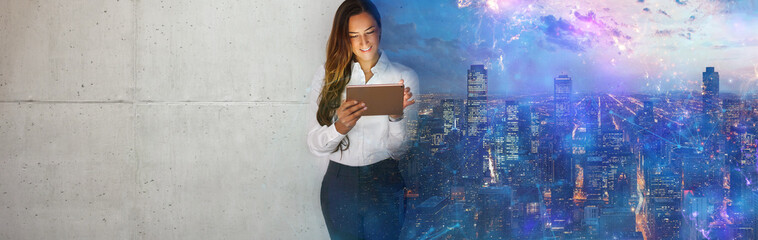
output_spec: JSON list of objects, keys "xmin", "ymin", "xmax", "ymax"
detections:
[
  {"xmin": 399, "ymin": 64, "xmax": 758, "ymax": 239},
  {"xmin": 369, "ymin": 0, "xmax": 758, "ymax": 239}
]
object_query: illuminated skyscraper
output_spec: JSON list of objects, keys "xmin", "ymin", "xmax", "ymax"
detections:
[
  {"xmin": 702, "ymin": 67, "xmax": 720, "ymax": 126},
  {"xmin": 464, "ymin": 65, "xmax": 488, "ymax": 179},
  {"xmin": 700, "ymin": 67, "xmax": 725, "ymax": 193},
  {"xmin": 554, "ymin": 75, "xmax": 573, "ymax": 134},
  {"xmin": 722, "ymin": 98, "xmax": 741, "ymax": 132},
  {"xmin": 467, "ymin": 65, "xmax": 488, "ymax": 138},
  {"xmin": 551, "ymin": 75, "xmax": 575, "ymax": 224},
  {"xmin": 635, "ymin": 100, "xmax": 656, "ymax": 131},
  {"xmin": 584, "ymin": 156, "xmax": 605, "ymax": 204},
  {"xmin": 492, "ymin": 101, "xmax": 528, "ymax": 184},
  {"xmin": 647, "ymin": 166, "xmax": 682, "ymax": 240},
  {"xmin": 505, "ymin": 101, "xmax": 520, "ymax": 161},
  {"xmin": 442, "ymin": 99, "xmax": 464, "ymax": 136}
]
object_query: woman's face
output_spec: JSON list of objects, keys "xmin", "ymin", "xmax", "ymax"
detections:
[{"xmin": 348, "ymin": 12, "xmax": 381, "ymax": 64}]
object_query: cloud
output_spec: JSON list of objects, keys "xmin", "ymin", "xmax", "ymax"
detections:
[
  {"xmin": 376, "ymin": 0, "xmax": 758, "ymax": 95},
  {"xmin": 381, "ymin": 16, "xmax": 470, "ymax": 93},
  {"xmin": 574, "ymin": 11, "xmax": 596, "ymax": 22},
  {"xmin": 380, "ymin": 18, "xmax": 420, "ymax": 52},
  {"xmin": 539, "ymin": 15, "xmax": 588, "ymax": 51}
]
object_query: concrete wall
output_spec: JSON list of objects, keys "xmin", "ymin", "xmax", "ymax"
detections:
[{"xmin": 0, "ymin": 0, "xmax": 337, "ymax": 239}]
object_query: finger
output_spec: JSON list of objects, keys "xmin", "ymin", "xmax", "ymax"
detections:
[
  {"xmin": 406, "ymin": 99, "xmax": 416, "ymax": 107},
  {"xmin": 344, "ymin": 99, "xmax": 359, "ymax": 107},
  {"xmin": 340, "ymin": 100, "xmax": 360, "ymax": 110},
  {"xmin": 343, "ymin": 107, "xmax": 367, "ymax": 123},
  {"xmin": 348, "ymin": 103, "xmax": 367, "ymax": 115},
  {"xmin": 352, "ymin": 106, "xmax": 367, "ymax": 117},
  {"xmin": 346, "ymin": 102, "xmax": 366, "ymax": 113},
  {"xmin": 404, "ymin": 92, "xmax": 413, "ymax": 101},
  {"xmin": 337, "ymin": 101, "xmax": 357, "ymax": 119},
  {"xmin": 399, "ymin": 79, "xmax": 404, "ymax": 85}
]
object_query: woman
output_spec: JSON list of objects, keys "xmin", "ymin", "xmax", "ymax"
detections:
[{"xmin": 306, "ymin": 0, "xmax": 418, "ymax": 239}]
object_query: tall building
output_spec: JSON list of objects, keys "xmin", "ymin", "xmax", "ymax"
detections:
[
  {"xmin": 505, "ymin": 101, "xmax": 521, "ymax": 162},
  {"xmin": 550, "ymin": 152, "xmax": 575, "ymax": 235},
  {"xmin": 467, "ymin": 65, "xmax": 488, "ymax": 138},
  {"xmin": 681, "ymin": 191, "xmax": 708, "ymax": 240},
  {"xmin": 702, "ymin": 67, "xmax": 720, "ymax": 126},
  {"xmin": 584, "ymin": 205, "xmax": 600, "ymax": 236},
  {"xmin": 554, "ymin": 75, "xmax": 573, "ymax": 134},
  {"xmin": 722, "ymin": 98, "xmax": 742, "ymax": 132},
  {"xmin": 600, "ymin": 129, "xmax": 631, "ymax": 208},
  {"xmin": 529, "ymin": 107, "xmax": 541, "ymax": 155},
  {"xmin": 584, "ymin": 156, "xmax": 605, "ymax": 204},
  {"xmin": 464, "ymin": 65, "xmax": 488, "ymax": 180},
  {"xmin": 494, "ymin": 101, "xmax": 533, "ymax": 185},
  {"xmin": 552, "ymin": 75, "xmax": 574, "ymax": 227},
  {"xmin": 442, "ymin": 98, "xmax": 464, "ymax": 136},
  {"xmin": 635, "ymin": 100, "xmax": 656, "ymax": 131},
  {"xmin": 602, "ymin": 130, "xmax": 624, "ymax": 151},
  {"xmin": 476, "ymin": 186, "xmax": 512, "ymax": 239},
  {"xmin": 646, "ymin": 166, "xmax": 683, "ymax": 240},
  {"xmin": 579, "ymin": 96, "xmax": 600, "ymax": 145},
  {"xmin": 418, "ymin": 114, "xmax": 445, "ymax": 154},
  {"xmin": 698, "ymin": 68, "xmax": 724, "ymax": 193},
  {"xmin": 510, "ymin": 187, "xmax": 543, "ymax": 239},
  {"xmin": 491, "ymin": 105, "xmax": 507, "ymax": 183}
]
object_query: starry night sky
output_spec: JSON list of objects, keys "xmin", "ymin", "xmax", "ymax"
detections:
[{"xmin": 374, "ymin": 0, "xmax": 758, "ymax": 95}]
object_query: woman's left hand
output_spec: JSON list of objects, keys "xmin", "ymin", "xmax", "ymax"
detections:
[{"xmin": 390, "ymin": 79, "xmax": 414, "ymax": 119}]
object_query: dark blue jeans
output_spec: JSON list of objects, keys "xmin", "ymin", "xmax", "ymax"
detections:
[{"xmin": 320, "ymin": 159, "xmax": 405, "ymax": 240}]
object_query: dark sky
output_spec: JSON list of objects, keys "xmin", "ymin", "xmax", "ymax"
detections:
[{"xmin": 375, "ymin": 0, "xmax": 758, "ymax": 96}]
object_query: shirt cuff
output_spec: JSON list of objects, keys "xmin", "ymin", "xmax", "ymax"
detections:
[{"xmin": 327, "ymin": 123, "xmax": 346, "ymax": 140}]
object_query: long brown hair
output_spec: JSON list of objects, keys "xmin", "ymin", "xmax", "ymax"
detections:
[{"xmin": 317, "ymin": 0, "xmax": 382, "ymax": 152}]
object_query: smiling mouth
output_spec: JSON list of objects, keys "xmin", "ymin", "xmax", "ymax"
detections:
[{"xmin": 360, "ymin": 46, "xmax": 372, "ymax": 52}]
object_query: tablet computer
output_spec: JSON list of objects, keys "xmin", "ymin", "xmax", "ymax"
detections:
[{"xmin": 346, "ymin": 84, "xmax": 404, "ymax": 116}]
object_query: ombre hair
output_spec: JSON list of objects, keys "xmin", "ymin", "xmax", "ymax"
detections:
[{"xmin": 317, "ymin": 0, "xmax": 382, "ymax": 152}]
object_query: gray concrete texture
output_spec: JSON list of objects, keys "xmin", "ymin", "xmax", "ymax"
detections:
[{"xmin": 0, "ymin": 0, "xmax": 338, "ymax": 239}]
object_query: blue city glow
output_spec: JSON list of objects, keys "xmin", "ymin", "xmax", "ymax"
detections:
[{"xmin": 373, "ymin": 0, "xmax": 758, "ymax": 239}]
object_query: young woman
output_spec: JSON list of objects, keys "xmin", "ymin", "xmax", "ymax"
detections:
[{"xmin": 305, "ymin": 0, "xmax": 418, "ymax": 239}]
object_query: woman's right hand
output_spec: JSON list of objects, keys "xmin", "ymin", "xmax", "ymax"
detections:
[{"xmin": 334, "ymin": 99, "xmax": 367, "ymax": 135}]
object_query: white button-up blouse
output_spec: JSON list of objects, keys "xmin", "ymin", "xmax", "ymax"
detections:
[{"xmin": 306, "ymin": 51, "xmax": 419, "ymax": 167}]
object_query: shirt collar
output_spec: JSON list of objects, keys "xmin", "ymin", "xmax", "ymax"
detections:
[{"xmin": 352, "ymin": 50, "xmax": 389, "ymax": 76}]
